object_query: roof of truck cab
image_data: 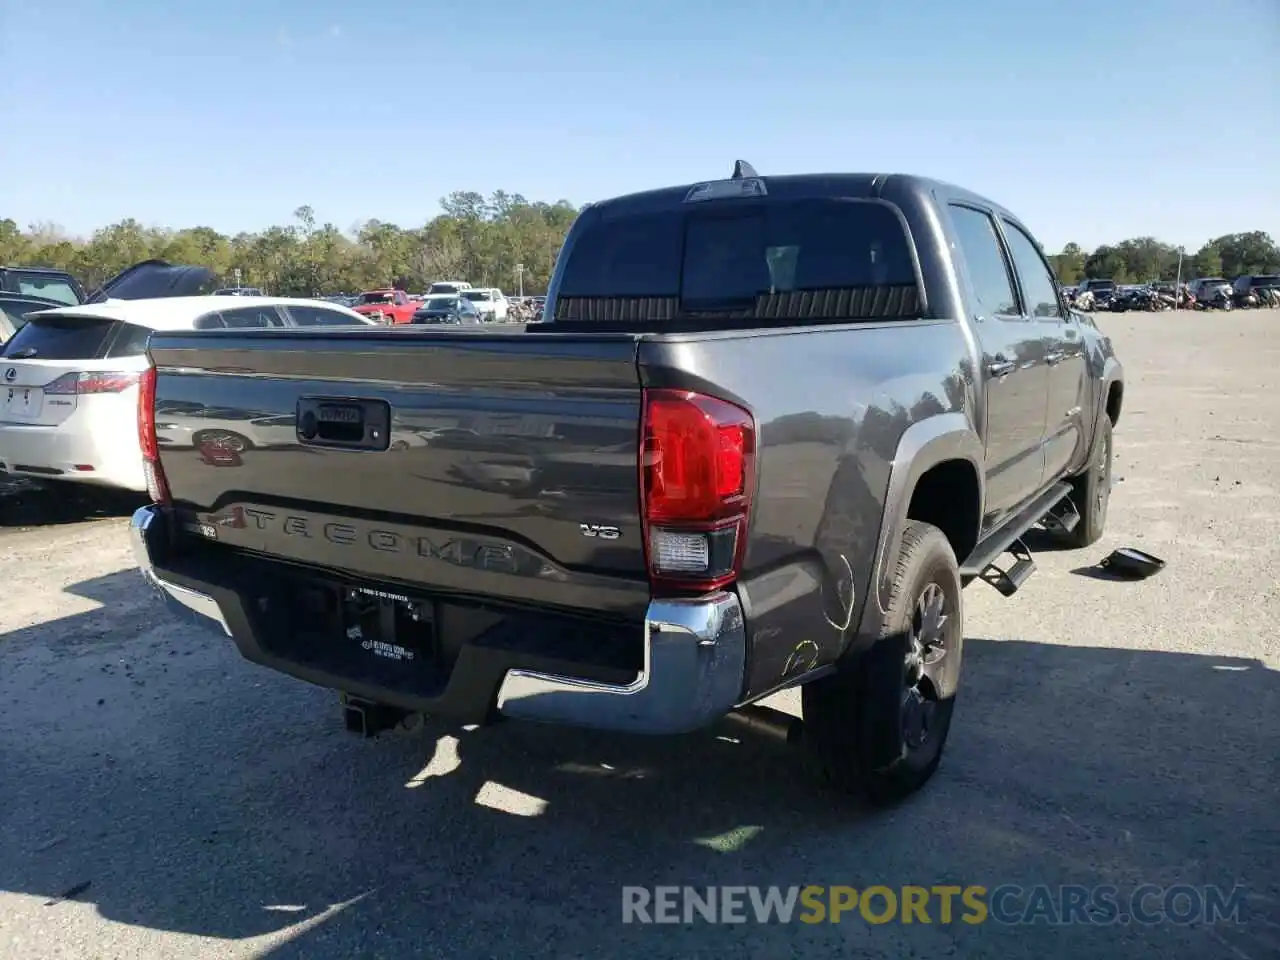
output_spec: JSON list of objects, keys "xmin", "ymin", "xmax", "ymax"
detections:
[
  {"xmin": 589, "ymin": 172, "xmax": 1011, "ymax": 221},
  {"xmin": 27, "ymin": 296, "xmax": 367, "ymax": 330}
]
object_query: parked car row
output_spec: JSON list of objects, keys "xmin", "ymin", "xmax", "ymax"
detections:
[
  {"xmin": 1062, "ymin": 273, "xmax": 1279, "ymax": 312},
  {"xmin": 340, "ymin": 284, "xmax": 522, "ymax": 324}
]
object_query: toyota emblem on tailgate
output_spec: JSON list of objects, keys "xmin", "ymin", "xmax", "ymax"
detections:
[{"xmin": 3, "ymin": 368, "xmax": 15, "ymax": 383}]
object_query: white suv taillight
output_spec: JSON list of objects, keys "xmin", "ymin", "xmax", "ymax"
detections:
[
  {"xmin": 640, "ymin": 388, "xmax": 756, "ymax": 593},
  {"xmin": 43, "ymin": 371, "xmax": 140, "ymax": 395},
  {"xmin": 137, "ymin": 366, "xmax": 171, "ymax": 504}
]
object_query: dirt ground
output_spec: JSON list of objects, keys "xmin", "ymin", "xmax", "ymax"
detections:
[{"xmin": 0, "ymin": 311, "xmax": 1277, "ymax": 959}]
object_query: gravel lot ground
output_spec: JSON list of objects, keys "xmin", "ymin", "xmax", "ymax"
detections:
[{"xmin": 1, "ymin": 311, "xmax": 1277, "ymax": 960}]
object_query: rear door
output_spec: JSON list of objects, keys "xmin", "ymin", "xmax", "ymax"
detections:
[
  {"xmin": 946, "ymin": 203, "xmax": 1050, "ymax": 530},
  {"xmin": 1000, "ymin": 218, "xmax": 1090, "ymax": 482},
  {"xmin": 1, "ymin": 314, "xmax": 152, "ymax": 426}
]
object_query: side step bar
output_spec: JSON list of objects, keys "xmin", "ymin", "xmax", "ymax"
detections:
[
  {"xmin": 979, "ymin": 537, "xmax": 1036, "ymax": 597},
  {"xmin": 960, "ymin": 482, "xmax": 1073, "ymax": 596},
  {"xmin": 1040, "ymin": 496, "xmax": 1081, "ymax": 535}
]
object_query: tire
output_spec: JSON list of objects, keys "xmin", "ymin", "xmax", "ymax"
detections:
[
  {"xmin": 1062, "ymin": 414, "xmax": 1112, "ymax": 548},
  {"xmin": 801, "ymin": 520, "xmax": 963, "ymax": 806}
]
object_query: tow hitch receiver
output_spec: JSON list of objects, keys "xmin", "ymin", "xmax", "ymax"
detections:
[{"xmin": 340, "ymin": 693, "xmax": 411, "ymax": 737}]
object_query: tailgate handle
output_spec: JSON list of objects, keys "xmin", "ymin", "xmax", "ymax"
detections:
[{"xmin": 297, "ymin": 397, "xmax": 390, "ymax": 451}]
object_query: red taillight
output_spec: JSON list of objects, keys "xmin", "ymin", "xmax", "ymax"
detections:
[
  {"xmin": 137, "ymin": 365, "xmax": 170, "ymax": 504},
  {"xmin": 43, "ymin": 371, "xmax": 140, "ymax": 395},
  {"xmin": 640, "ymin": 389, "xmax": 756, "ymax": 592},
  {"xmin": 80, "ymin": 372, "xmax": 140, "ymax": 393}
]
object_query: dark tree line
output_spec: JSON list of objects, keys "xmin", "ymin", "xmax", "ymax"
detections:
[
  {"xmin": 1047, "ymin": 232, "xmax": 1278, "ymax": 285},
  {"xmin": 0, "ymin": 192, "xmax": 578, "ymax": 297}
]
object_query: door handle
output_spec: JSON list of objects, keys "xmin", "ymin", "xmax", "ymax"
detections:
[
  {"xmin": 987, "ymin": 359, "xmax": 1016, "ymax": 378},
  {"xmin": 1045, "ymin": 351, "xmax": 1065, "ymax": 366}
]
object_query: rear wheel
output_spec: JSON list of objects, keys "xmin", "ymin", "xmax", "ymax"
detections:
[
  {"xmin": 802, "ymin": 521, "xmax": 963, "ymax": 805},
  {"xmin": 1062, "ymin": 414, "xmax": 1112, "ymax": 548}
]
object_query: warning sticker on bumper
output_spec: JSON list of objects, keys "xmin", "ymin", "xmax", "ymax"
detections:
[{"xmin": 347, "ymin": 625, "xmax": 415, "ymax": 661}]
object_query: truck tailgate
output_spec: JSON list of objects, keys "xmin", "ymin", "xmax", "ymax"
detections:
[{"xmin": 148, "ymin": 329, "xmax": 649, "ymax": 618}]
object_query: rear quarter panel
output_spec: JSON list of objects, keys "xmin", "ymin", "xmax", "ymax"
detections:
[{"xmin": 640, "ymin": 319, "xmax": 976, "ymax": 699}]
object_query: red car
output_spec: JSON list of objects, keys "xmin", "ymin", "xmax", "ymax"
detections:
[{"xmin": 351, "ymin": 289, "xmax": 418, "ymax": 324}]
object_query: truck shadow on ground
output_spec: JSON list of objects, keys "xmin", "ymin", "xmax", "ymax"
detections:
[
  {"xmin": 0, "ymin": 477, "xmax": 145, "ymax": 529},
  {"xmin": 0, "ymin": 574, "xmax": 1275, "ymax": 959}
]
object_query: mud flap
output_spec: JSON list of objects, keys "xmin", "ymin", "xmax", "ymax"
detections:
[{"xmin": 857, "ymin": 630, "xmax": 912, "ymax": 770}]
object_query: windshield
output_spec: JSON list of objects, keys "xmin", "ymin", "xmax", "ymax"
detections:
[
  {"xmin": 1200, "ymin": 278, "xmax": 1229, "ymax": 287},
  {"xmin": 1250, "ymin": 275, "xmax": 1280, "ymax": 288},
  {"xmin": 428, "ymin": 283, "xmax": 462, "ymax": 294},
  {"xmin": 461, "ymin": 290, "xmax": 492, "ymax": 301},
  {"xmin": 556, "ymin": 199, "xmax": 919, "ymax": 322},
  {"xmin": 359, "ymin": 292, "xmax": 396, "ymax": 304},
  {"xmin": 1085, "ymin": 280, "xmax": 1114, "ymax": 291}
]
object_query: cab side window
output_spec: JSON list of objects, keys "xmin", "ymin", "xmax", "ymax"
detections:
[
  {"xmin": 948, "ymin": 205, "xmax": 1019, "ymax": 318},
  {"xmin": 1001, "ymin": 220, "xmax": 1063, "ymax": 319}
]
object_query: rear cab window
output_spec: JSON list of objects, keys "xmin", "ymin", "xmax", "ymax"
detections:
[{"xmin": 552, "ymin": 197, "xmax": 922, "ymax": 327}]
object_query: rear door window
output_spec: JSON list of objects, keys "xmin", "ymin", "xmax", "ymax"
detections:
[
  {"xmin": 0, "ymin": 315, "xmax": 118, "ymax": 359},
  {"xmin": 555, "ymin": 199, "xmax": 921, "ymax": 323},
  {"xmin": 1000, "ymin": 220, "xmax": 1062, "ymax": 319},
  {"xmin": 286, "ymin": 305, "xmax": 364, "ymax": 326},
  {"xmin": 947, "ymin": 205, "xmax": 1019, "ymax": 318},
  {"xmin": 195, "ymin": 306, "xmax": 286, "ymax": 329}
]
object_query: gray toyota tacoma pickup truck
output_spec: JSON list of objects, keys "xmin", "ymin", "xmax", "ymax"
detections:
[{"xmin": 131, "ymin": 164, "xmax": 1124, "ymax": 804}]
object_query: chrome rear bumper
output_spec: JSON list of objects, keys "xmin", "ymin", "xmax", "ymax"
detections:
[
  {"xmin": 495, "ymin": 592, "xmax": 745, "ymax": 733},
  {"xmin": 128, "ymin": 505, "xmax": 746, "ymax": 734},
  {"xmin": 130, "ymin": 506, "xmax": 231, "ymax": 637}
]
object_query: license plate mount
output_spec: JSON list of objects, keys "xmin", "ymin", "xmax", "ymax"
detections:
[{"xmin": 3, "ymin": 386, "xmax": 43, "ymax": 419}]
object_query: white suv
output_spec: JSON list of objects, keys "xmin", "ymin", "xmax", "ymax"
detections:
[{"xmin": 461, "ymin": 288, "xmax": 509, "ymax": 321}]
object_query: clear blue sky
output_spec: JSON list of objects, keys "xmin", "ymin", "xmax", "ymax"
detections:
[{"xmin": 4, "ymin": 0, "xmax": 1277, "ymax": 252}]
